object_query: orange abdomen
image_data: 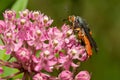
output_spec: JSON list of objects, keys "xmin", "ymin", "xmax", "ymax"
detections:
[
  {"xmin": 83, "ymin": 36, "xmax": 92, "ymax": 56},
  {"xmin": 78, "ymin": 31, "xmax": 92, "ymax": 56}
]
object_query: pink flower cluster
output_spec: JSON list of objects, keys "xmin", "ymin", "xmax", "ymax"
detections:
[{"xmin": 0, "ymin": 10, "xmax": 90, "ymax": 80}]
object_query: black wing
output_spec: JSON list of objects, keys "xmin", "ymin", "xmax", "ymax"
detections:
[{"xmin": 76, "ymin": 16, "xmax": 98, "ymax": 52}]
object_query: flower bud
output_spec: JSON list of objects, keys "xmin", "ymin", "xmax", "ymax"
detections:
[
  {"xmin": 20, "ymin": 19, "xmax": 26, "ymax": 25},
  {"xmin": 71, "ymin": 49, "xmax": 77, "ymax": 55},
  {"xmin": 75, "ymin": 71, "xmax": 91, "ymax": 80},
  {"xmin": 58, "ymin": 70, "xmax": 73, "ymax": 80},
  {"xmin": 53, "ymin": 39, "xmax": 58, "ymax": 46},
  {"xmin": 43, "ymin": 16, "xmax": 49, "ymax": 23},
  {"xmin": 36, "ymin": 29, "xmax": 41, "ymax": 36},
  {"xmin": 67, "ymin": 29, "xmax": 73, "ymax": 37},
  {"xmin": 44, "ymin": 50, "xmax": 50, "ymax": 56},
  {"xmin": 22, "ymin": 10, "xmax": 29, "ymax": 17},
  {"xmin": 6, "ymin": 32, "xmax": 12, "ymax": 38},
  {"xmin": 33, "ymin": 11, "xmax": 39, "ymax": 18}
]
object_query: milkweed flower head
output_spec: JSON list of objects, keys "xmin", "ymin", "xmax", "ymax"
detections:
[{"xmin": 0, "ymin": 9, "xmax": 91, "ymax": 80}]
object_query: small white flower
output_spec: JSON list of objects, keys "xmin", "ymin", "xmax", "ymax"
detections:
[
  {"xmin": 71, "ymin": 49, "xmax": 77, "ymax": 55},
  {"xmin": 20, "ymin": 19, "xmax": 26, "ymax": 25},
  {"xmin": 6, "ymin": 32, "xmax": 12, "ymax": 38},
  {"xmin": 33, "ymin": 11, "xmax": 39, "ymax": 17},
  {"xmin": 44, "ymin": 50, "xmax": 50, "ymax": 56},
  {"xmin": 53, "ymin": 39, "xmax": 58, "ymax": 46},
  {"xmin": 43, "ymin": 16, "xmax": 49, "ymax": 23},
  {"xmin": 36, "ymin": 29, "xmax": 41, "ymax": 36},
  {"xmin": 67, "ymin": 29, "xmax": 73, "ymax": 36}
]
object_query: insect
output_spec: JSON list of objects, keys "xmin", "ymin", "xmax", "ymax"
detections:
[{"xmin": 68, "ymin": 15, "xmax": 98, "ymax": 57}]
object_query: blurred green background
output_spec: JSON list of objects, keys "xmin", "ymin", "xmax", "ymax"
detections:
[{"xmin": 0, "ymin": 0, "xmax": 120, "ymax": 80}]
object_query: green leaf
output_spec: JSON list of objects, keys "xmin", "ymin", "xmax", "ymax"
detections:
[
  {"xmin": 0, "ymin": 50, "xmax": 8, "ymax": 60},
  {"xmin": 1, "ymin": 67, "xmax": 19, "ymax": 77},
  {"xmin": 11, "ymin": 0, "xmax": 28, "ymax": 12}
]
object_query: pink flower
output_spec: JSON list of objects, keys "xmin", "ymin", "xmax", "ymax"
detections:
[
  {"xmin": 58, "ymin": 70, "xmax": 73, "ymax": 80},
  {"xmin": 46, "ymin": 27, "xmax": 65, "ymax": 51},
  {"xmin": 75, "ymin": 71, "xmax": 91, "ymax": 80},
  {"xmin": 3, "ymin": 10, "xmax": 16, "ymax": 22},
  {"xmin": 58, "ymin": 55, "xmax": 78, "ymax": 70},
  {"xmin": 0, "ymin": 20, "xmax": 6, "ymax": 34},
  {"xmin": 29, "ymin": 11, "xmax": 42, "ymax": 20},
  {"xmin": 43, "ymin": 15, "xmax": 53, "ymax": 27},
  {"xmin": 68, "ymin": 45, "xmax": 88, "ymax": 61},
  {"xmin": 33, "ymin": 53, "xmax": 56, "ymax": 72},
  {"xmin": 27, "ymin": 28, "xmax": 46, "ymax": 50},
  {"xmin": 64, "ymin": 35, "xmax": 77, "ymax": 49},
  {"xmin": 14, "ymin": 48, "xmax": 31, "ymax": 63},
  {"xmin": 3, "ymin": 31, "xmax": 22, "ymax": 54},
  {"xmin": 61, "ymin": 24, "xmax": 73, "ymax": 38},
  {"xmin": 19, "ymin": 9, "xmax": 29, "ymax": 19},
  {"xmin": 33, "ymin": 73, "xmax": 50, "ymax": 80},
  {"xmin": 17, "ymin": 18, "xmax": 33, "ymax": 41},
  {"xmin": 14, "ymin": 48, "xmax": 32, "ymax": 72},
  {"xmin": 4, "ymin": 40, "xmax": 17, "ymax": 54}
]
